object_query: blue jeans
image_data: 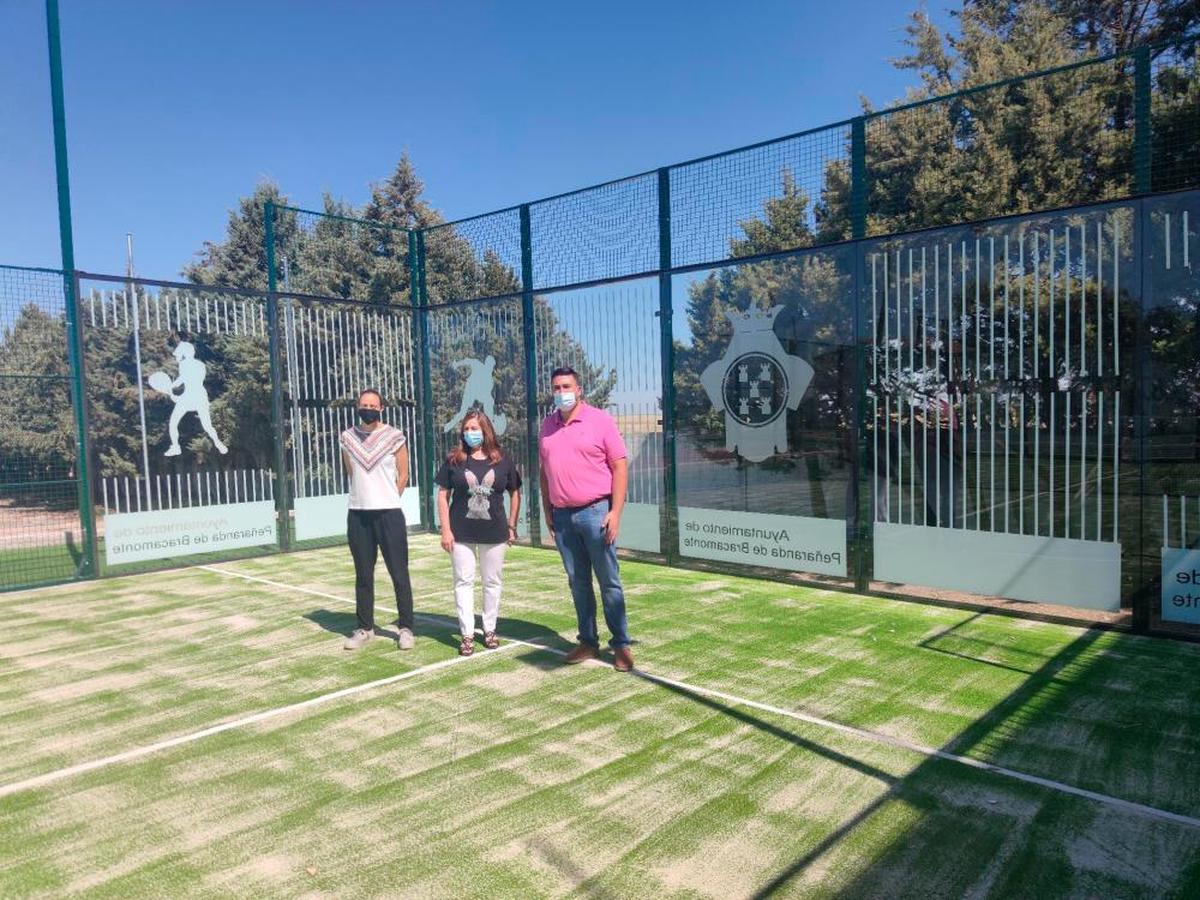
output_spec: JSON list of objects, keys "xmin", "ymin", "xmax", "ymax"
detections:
[{"xmin": 552, "ymin": 499, "xmax": 630, "ymax": 649}]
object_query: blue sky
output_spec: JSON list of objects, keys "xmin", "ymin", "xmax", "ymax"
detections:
[{"xmin": 2, "ymin": 0, "xmax": 953, "ymax": 278}]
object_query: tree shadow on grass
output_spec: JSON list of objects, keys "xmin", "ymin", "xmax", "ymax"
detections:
[
  {"xmin": 561, "ymin": 625, "xmax": 1125, "ymax": 897},
  {"xmin": 742, "ymin": 626, "xmax": 1118, "ymax": 898}
]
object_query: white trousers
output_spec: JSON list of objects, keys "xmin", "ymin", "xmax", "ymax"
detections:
[{"xmin": 450, "ymin": 542, "xmax": 507, "ymax": 637}]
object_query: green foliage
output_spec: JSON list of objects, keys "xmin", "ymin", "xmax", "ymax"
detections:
[
  {"xmin": 427, "ymin": 294, "xmax": 616, "ymax": 471},
  {"xmin": 676, "ymin": 173, "xmax": 854, "ymax": 465},
  {"xmin": 841, "ymin": 2, "xmax": 1196, "ymax": 234},
  {"xmin": 0, "ymin": 305, "xmax": 74, "ymax": 486},
  {"xmin": 675, "ymin": 0, "xmax": 1196, "ymax": 474},
  {"xmin": 183, "ymin": 182, "xmax": 296, "ymax": 291},
  {"xmin": 1152, "ymin": 41, "xmax": 1200, "ymax": 191}
]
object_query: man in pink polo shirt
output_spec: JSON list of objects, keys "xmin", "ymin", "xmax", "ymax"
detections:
[{"xmin": 539, "ymin": 366, "xmax": 634, "ymax": 671}]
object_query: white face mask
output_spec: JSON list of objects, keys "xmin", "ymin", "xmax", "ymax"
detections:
[{"xmin": 553, "ymin": 390, "xmax": 577, "ymax": 411}]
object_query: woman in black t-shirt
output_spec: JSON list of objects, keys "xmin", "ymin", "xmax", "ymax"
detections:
[{"xmin": 435, "ymin": 411, "xmax": 523, "ymax": 656}]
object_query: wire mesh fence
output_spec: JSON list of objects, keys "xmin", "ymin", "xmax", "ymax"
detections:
[
  {"xmin": 0, "ymin": 265, "xmax": 84, "ymax": 589},
  {"xmin": 275, "ymin": 205, "xmax": 412, "ymax": 304},
  {"xmin": 5, "ymin": 42, "xmax": 1200, "ymax": 637},
  {"xmin": 530, "ymin": 175, "xmax": 660, "ymax": 290},
  {"xmin": 1151, "ymin": 36, "xmax": 1200, "ymax": 194},
  {"xmin": 865, "ymin": 58, "xmax": 1138, "ymax": 236},
  {"xmin": 422, "ymin": 209, "xmax": 523, "ymax": 305},
  {"xmin": 670, "ymin": 123, "xmax": 852, "ymax": 268}
]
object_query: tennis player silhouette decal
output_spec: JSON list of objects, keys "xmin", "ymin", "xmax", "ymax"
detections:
[
  {"xmin": 443, "ymin": 355, "xmax": 508, "ymax": 436},
  {"xmin": 147, "ymin": 341, "xmax": 228, "ymax": 456},
  {"xmin": 700, "ymin": 306, "xmax": 813, "ymax": 463}
]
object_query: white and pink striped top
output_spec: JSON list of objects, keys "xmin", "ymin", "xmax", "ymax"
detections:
[{"xmin": 339, "ymin": 424, "xmax": 407, "ymax": 510}]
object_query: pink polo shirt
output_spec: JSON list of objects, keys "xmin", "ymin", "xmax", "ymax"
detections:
[{"xmin": 538, "ymin": 403, "xmax": 627, "ymax": 508}]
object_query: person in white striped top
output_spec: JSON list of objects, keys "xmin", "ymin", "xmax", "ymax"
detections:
[{"xmin": 339, "ymin": 388, "xmax": 416, "ymax": 651}]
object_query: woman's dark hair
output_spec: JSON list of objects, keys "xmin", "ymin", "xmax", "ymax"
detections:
[
  {"xmin": 447, "ymin": 410, "xmax": 503, "ymax": 466},
  {"xmin": 357, "ymin": 388, "xmax": 385, "ymax": 405}
]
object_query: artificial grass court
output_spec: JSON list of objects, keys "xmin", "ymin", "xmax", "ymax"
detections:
[{"xmin": 2, "ymin": 538, "xmax": 1199, "ymax": 898}]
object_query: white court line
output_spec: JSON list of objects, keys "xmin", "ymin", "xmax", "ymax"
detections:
[
  {"xmin": 630, "ymin": 670, "xmax": 1200, "ymax": 830},
  {"xmin": 195, "ymin": 565, "xmax": 472, "ymax": 632},
  {"xmin": 0, "ymin": 573, "xmax": 445, "ymax": 671},
  {"xmin": 0, "ymin": 638, "xmax": 524, "ymax": 800},
  {"xmin": 6, "ymin": 564, "xmax": 1198, "ymax": 833},
  {"xmin": 196, "ymin": 565, "xmax": 564, "ymax": 653},
  {"xmin": 204, "ymin": 565, "xmax": 1200, "ymax": 831}
]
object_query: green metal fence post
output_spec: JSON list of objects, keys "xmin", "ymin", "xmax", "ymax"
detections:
[
  {"xmin": 657, "ymin": 168, "xmax": 679, "ymax": 565},
  {"xmin": 519, "ymin": 205, "xmax": 543, "ymax": 546},
  {"xmin": 1133, "ymin": 47, "xmax": 1152, "ymax": 195},
  {"xmin": 407, "ymin": 230, "xmax": 424, "ymax": 528},
  {"xmin": 851, "ymin": 117, "xmax": 867, "ymax": 240},
  {"xmin": 414, "ymin": 230, "xmax": 437, "ymax": 531},
  {"xmin": 263, "ymin": 201, "xmax": 291, "ymax": 551},
  {"xmin": 66, "ymin": 273, "xmax": 96, "ymax": 577},
  {"xmin": 850, "ymin": 116, "xmax": 871, "ymax": 590},
  {"xmin": 851, "ymin": 244, "xmax": 871, "ymax": 592},
  {"xmin": 407, "ymin": 229, "xmax": 420, "ymax": 310},
  {"xmin": 1131, "ymin": 196, "xmax": 1151, "ymax": 634},
  {"xmin": 1131, "ymin": 47, "xmax": 1152, "ymax": 631},
  {"xmin": 46, "ymin": 0, "xmax": 96, "ymax": 578}
]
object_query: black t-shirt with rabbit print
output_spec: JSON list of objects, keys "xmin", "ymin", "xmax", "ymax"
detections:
[{"xmin": 434, "ymin": 454, "xmax": 522, "ymax": 544}]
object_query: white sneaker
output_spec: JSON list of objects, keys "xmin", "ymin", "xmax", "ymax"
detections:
[
  {"xmin": 343, "ymin": 628, "xmax": 373, "ymax": 650},
  {"xmin": 396, "ymin": 628, "xmax": 414, "ymax": 650}
]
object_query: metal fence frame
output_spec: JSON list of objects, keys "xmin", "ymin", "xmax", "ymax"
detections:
[{"xmin": 5, "ymin": 33, "xmax": 1197, "ymax": 639}]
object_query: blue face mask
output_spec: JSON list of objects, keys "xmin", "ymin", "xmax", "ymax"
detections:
[
  {"xmin": 553, "ymin": 390, "xmax": 577, "ymax": 411},
  {"xmin": 463, "ymin": 430, "xmax": 483, "ymax": 448}
]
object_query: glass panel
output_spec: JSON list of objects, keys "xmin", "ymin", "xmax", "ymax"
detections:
[
  {"xmin": 81, "ymin": 279, "xmax": 279, "ymax": 574},
  {"xmin": 672, "ymin": 245, "xmax": 857, "ymax": 579},
  {"xmin": 1143, "ymin": 188, "xmax": 1200, "ymax": 636},
  {"xmin": 864, "ymin": 202, "xmax": 1138, "ymax": 622},
  {"xmin": 535, "ymin": 279, "xmax": 663, "ymax": 553},
  {"xmin": 426, "ymin": 296, "xmax": 530, "ymax": 538},
  {"xmin": 282, "ymin": 296, "xmax": 422, "ymax": 547}
]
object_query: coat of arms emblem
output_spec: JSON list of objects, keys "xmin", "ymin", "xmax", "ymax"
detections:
[{"xmin": 699, "ymin": 306, "xmax": 813, "ymax": 463}]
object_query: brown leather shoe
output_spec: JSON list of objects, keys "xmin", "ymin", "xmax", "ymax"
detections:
[
  {"xmin": 612, "ymin": 646, "xmax": 634, "ymax": 672},
  {"xmin": 563, "ymin": 643, "xmax": 600, "ymax": 665}
]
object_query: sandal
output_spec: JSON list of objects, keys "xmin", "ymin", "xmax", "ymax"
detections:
[
  {"xmin": 483, "ymin": 631, "xmax": 499, "ymax": 650},
  {"xmin": 459, "ymin": 635, "xmax": 474, "ymax": 656}
]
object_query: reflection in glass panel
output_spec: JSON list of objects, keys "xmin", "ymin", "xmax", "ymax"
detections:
[
  {"xmin": 672, "ymin": 247, "xmax": 856, "ymax": 578},
  {"xmin": 1144, "ymin": 189, "xmax": 1200, "ymax": 634},
  {"xmin": 283, "ymin": 298, "xmax": 421, "ymax": 543},
  {"xmin": 866, "ymin": 204, "xmax": 1137, "ymax": 614},
  {"xmin": 427, "ymin": 297, "xmax": 530, "ymax": 537},
  {"xmin": 535, "ymin": 280, "xmax": 663, "ymax": 553}
]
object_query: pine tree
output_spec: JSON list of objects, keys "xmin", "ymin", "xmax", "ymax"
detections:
[
  {"xmin": 183, "ymin": 181, "xmax": 297, "ymax": 290},
  {"xmin": 818, "ymin": 0, "xmax": 1197, "ymax": 236},
  {"xmin": 0, "ymin": 305, "xmax": 73, "ymax": 490}
]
